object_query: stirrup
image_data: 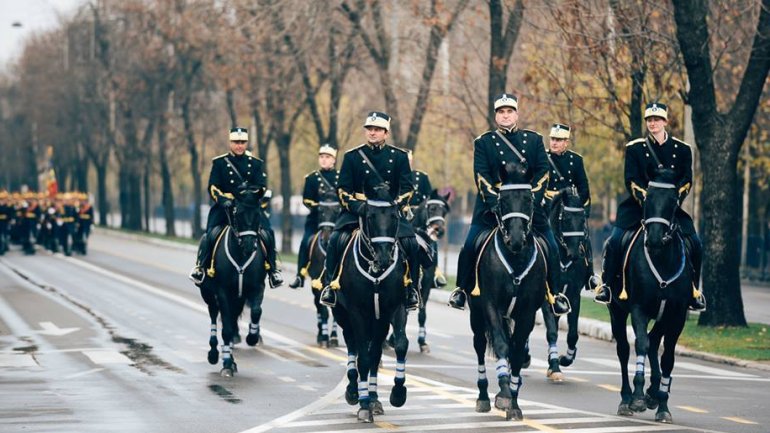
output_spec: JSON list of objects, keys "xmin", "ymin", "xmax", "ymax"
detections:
[
  {"xmin": 320, "ymin": 286, "xmax": 337, "ymax": 308},
  {"xmin": 189, "ymin": 267, "xmax": 205, "ymax": 285},
  {"xmin": 448, "ymin": 288, "xmax": 466, "ymax": 310},
  {"xmin": 268, "ymin": 269, "xmax": 284, "ymax": 288},
  {"xmin": 288, "ymin": 275, "xmax": 304, "ymax": 289},
  {"xmin": 593, "ymin": 285, "xmax": 612, "ymax": 305},
  {"xmin": 551, "ymin": 293, "xmax": 572, "ymax": 316},
  {"xmin": 688, "ymin": 293, "xmax": 707, "ymax": 312},
  {"xmin": 405, "ymin": 288, "xmax": 421, "ymax": 312}
]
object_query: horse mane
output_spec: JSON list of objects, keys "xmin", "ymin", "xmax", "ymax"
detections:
[{"xmin": 500, "ymin": 161, "xmax": 528, "ymax": 185}]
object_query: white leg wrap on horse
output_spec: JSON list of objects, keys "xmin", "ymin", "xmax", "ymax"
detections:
[
  {"xmin": 566, "ymin": 347, "xmax": 576, "ymax": 359},
  {"xmin": 477, "ymin": 365, "xmax": 487, "ymax": 381},
  {"xmin": 210, "ymin": 325, "xmax": 217, "ymax": 337},
  {"xmin": 395, "ymin": 360, "xmax": 406, "ymax": 379},
  {"xmin": 419, "ymin": 327, "xmax": 426, "ymax": 339},
  {"xmin": 321, "ymin": 323, "xmax": 328, "ymax": 335},
  {"xmin": 369, "ymin": 376, "xmax": 377, "ymax": 393},
  {"xmin": 635, "ymin": 355, "xmax": 645, "ymax": 375},
  {"xmin": 249, "ymin": 323, "xmax": 259, "ymax": 334},
  {"xmin": 222, "ymin": 344, "xmax": 232, "ymax": 359},
  {"xmin": 347, "ymin": 354, "xmax": 356, "ymax": 371},
  {"xmin": 496, "ymin": 358, "xmax": 510, "ymax": 378},
  {"xmin": 548, "ymin": 344, "xmax": 559, "ymax": 361},
  {"xmin": 660, "ymin": 376, "xmax": 672, "ymax": 393},
  {"xmin": 509, "ymin": 376, "xmax": 522, "ymax": 393},
  {"xmin": 358, "ymin": 381, "xmax": 369, "ymax": 400}
]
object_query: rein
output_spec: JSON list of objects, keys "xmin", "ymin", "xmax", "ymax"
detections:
[{"xmin": 223, "ymin": 226, "xmax": 258, "ymax": 298}]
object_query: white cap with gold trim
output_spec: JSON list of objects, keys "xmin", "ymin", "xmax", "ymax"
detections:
[
  {"xmin": 319, "ymin": 144, "xmax": 337, "ymax": 158},
  {"xmin": 364, "ymin": 111, "xmax": 391, "ymax": 130},
  {"xmin": 229, "ymin": 127, "xmax": 248, "ymax": 141},
  {"xmin": 644, "ymin": 102, "xmax": 668, "ymax": 120},
  {"xmin": 549, "ymin": 123, "xmax": 570, "ymax": 139},
  {"xmin": 493, "ymin": 93, "xmax": 518, "ymax": 111}
]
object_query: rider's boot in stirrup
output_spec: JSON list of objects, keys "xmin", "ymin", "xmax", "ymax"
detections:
[
  {"xmin": 320, "ymin": 284, "xmax": 337, "ymax": 307},
  {"xmin": 685, "ymin": 234, "xmax": 706, "ymax": 312},
  {"xmin": 189, "ymin": 232, "xmax": 210, "ymax": 285},
  {"xmin": 434, "ymin": 268, "xmax": 448, "ymax": 287},
  {"xmin": 288, "ymin": 274, "xmax": 304, "ymax": 289},
  {"xmin": 448, "ymin": 287, "xmax": 467, "ymax": 310},
  {"xmin": 550, "ymin": 292, "xmax": 571, "ymax": 316}
]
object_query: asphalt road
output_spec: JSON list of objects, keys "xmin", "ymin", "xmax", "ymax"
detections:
[{"xmin": 0, "ymin": 232, "xmax": 768, "ymax": 433}]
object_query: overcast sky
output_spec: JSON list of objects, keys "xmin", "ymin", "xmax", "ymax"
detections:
[{"xmin": 0, "ymin": 0, "xmax": 85, "ymax": 72}]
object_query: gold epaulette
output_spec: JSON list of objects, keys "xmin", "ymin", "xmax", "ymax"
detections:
[
  {"xmin": 474, "ymin": 130, "xmax": 494, "ymax": 141},
  {"xmin": 387, "ymin": 144, "xmax": 408, "ymax": 153},
  {"xmin": 344, "ymin": 144, "xmax": 367, "ymax": 154},
  {"xmin": 671, "ymin": 136, "xmax": 691, "ymax": 147},
  {"xmin": 521, "ymin": 128, "xmax": 542, "ymax": 136},
  {"xmin": 625, "ymin": 138, "xmax": 645, "ymax": 147},
  {"xmin": 567, "ymin": 149, "xmax": 583, "ymax": 158}
]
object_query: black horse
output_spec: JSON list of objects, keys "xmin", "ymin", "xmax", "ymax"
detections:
[
  {"xmin": 199, "ymin": 188, "xmax": 268, "ymax": 377},
  {"xmin": 306, "ymin": 191, "xmax": 342, "ymax": 347},
  {"xmin": 540, "ymin": 187, "xmax": 590, "ymax": 381},
  {"xmin": 608, "ymin": 169, "xmax": 693, "ymax": 423},
  {"xmin": 469, "ymin": 163, "xmax": 548, "ymax": 421},
  {"xmin": 330, "ymin": 186, "xmax": 410, "ymax": 423},
  {"xmin": 409, "ymin": 189, "xmax": 450, "ymax": 353}
]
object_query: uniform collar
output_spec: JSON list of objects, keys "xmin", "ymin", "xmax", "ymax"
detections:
[
  {"xmin": 366, "ymin": 142, "xmax": 386, "ymax": 150},
  {"xmin": 648, "ymin": 131, "xmax": 669, "ymax": 146},
  {"xmin": 228, "ymin": 151, "xmax": 246, "ymax": 158},
  {"xmin": 548, "ymin": 149, "xmax": 567, "ymax": 156},
  {"xmin": 497, "ymin": 125, "xmax": 518, "ymax": 134}
]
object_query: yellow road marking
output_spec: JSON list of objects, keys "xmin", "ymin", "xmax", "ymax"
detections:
[
  {"xmin": 375, "ymin": 421, "xmax": 398, "ymax": 429},
  {"xmin": 597, "ymin": 384, "xmax": 620, "ymax": 392},
  {"xmin": 722, "ymin": 416, "xmax": 757, "ymax": 425},
  {"xmin": 566, "ymin": 376, "xmax": 588, "ymax": 383},
  {"xmin": 676, "ymin": 405, "xmax": 708, "ymax": 414}
]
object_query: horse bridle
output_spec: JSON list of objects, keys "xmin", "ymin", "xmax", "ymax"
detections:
[
  {"xmin": 556, "ymin": 198, "xmax": 587, "ymax": 254},
  {"xmin": 642, "ymin": 181, "xmax": 679, "ymax": 243},
  {"xmin": 228, "ymin": 199, "xmax": 261, "ymax": 242},
  {"xmin": 495, "ymin": 183, "xmax": 533, "ymax": 241},
  {"xmin": 358, "ymin": 199, "xmax": 400, "ymax": 273},
  {"xmin": 317, "ymin": 200, "xmax": 340, "ymax": 230}
]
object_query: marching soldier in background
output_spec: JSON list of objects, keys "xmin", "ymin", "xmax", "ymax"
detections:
[
  {"xmin": 75, "ymin": 192, "xmax": 94, "ymax": 254},
  {"xmin": 0, "ymin": 191, "xmax": 10, "ymax": 254},
  {"xmin": 448, "ymin": 93, "xmax": 571, "ymax": 316},
  {"xmin": 543, "ymin": 123, "xmax": 600, "ymax": 289},
  {"xmin": 319, "ymin": 111, "xmax": 426, "ymax": 310},
  {"xmin": 20, "ymin": 192, "xmax": 40, "ymax": 255},
  {"xmin": 594, "ymin": 103, "xmax": 706, "ymax": 311},
  {"xmin": 406, "ymin": 150, "xmax": 447, "ymax": 287},
  {"xmin": 289, "ymin": 144, "xmax": 339, "ymax": 289},
  {"xmin": 189, "ymin": 126, "xmax": 284, "ymax": 288},
  {"xmin": 58, "ymin": 193, "xmax": 77, "ymax": 256}
]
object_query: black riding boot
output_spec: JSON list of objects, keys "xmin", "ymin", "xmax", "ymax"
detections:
[
  {"xmin": 259, "ymin": 228, "xmax": 284, "ymax": 288},
  {"xmin": 595, "ymin": 230, "xmax": 622, "ymax": 304},
  {"xmin": 541, "ymin": 228, "xmax": 571, "ymax": 316},
  {"xmin": 685, "ymin": 234, "xmax": 706, "ymax": 312},
  {"xmin": 448, "ymin": 246, "xmax": 473, "ymax": 310},
  {"xmin": 189, "ymin": 231, "xmax": 212, "ymax": 285},
  {"xmin": 585, "ymin": 237, "xmax": 601, "ymax": 291},
  {"xmin": 401, "ymin": 236, "xmax": 426, "ymax": 312},
  {"xmin": 320, "ymin": 229, "xmax": 351, "ymax": 307},
  {"xmin": 291, "ymin": 230, "xmax": 313, "ymax": 288}
]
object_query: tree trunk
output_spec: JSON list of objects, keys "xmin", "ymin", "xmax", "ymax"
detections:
[
  {"xmin": 226, "ymin": 88, "xmax": 237, "ymax": 127},
  {"xmin": 487, "ymin": 0, "xmax": 524, "ymax": 128},
  {"xmin": 143, "ymin": 160, "xmax": 151, "ymax": 232},
  {"xmin": 277, "ymin": 133, "xmax": 293, "ymax": 254},
  {"xmin": 95, "ymin": 162, "xmax": 108, "ymax": 227},
  {"xmin": 182, "ymin": 96, "xmax": 203, "ymax": 238},
  {"xmin": 157, "ymin": 105, "xmax": 176, "ymax": 237}
]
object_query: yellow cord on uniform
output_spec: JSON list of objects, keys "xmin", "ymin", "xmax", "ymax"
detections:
[{"xmin": 207, "ymin": 227, "xmax": 229, "ymax": 277}]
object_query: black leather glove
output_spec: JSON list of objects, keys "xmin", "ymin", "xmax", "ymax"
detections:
[{"xmin": 222, "ymin": 199, "xmax": 234, "ymax": 209}]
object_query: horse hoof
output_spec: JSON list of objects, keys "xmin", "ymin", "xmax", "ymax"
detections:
[
  {"xmin": 371, "ymin": 399, "xmax": 385, "ymax": 415},
  {"xmin": 522, "ymin": 354, "xmax": 531, "ymax": 369},
  {"xmin": 645, "ymin": 393, "xmax": 659, "ymax": 410},
  {"xmin": 506, "ymin": 407, "xmax": 523, "ymax": 421},
  {"xmin": 220, "ymin": 367, "xmax": 234, "ymax": 378},
  {"xmin": 476, "ymin": 399, "xmax": 491, "ymax": 413},
  {"xmin": 357, "ymin": 408, "xmax": 373, "ymax": 423},
  {"xmin": 547, "ymin": 370, "xmax": 564, "ymax": 382},
  {"xmin": 630, "ymin": 398, "xmax": 647, "ymax": 413},
  {"xmin": 345, "ymin": 387, "xmax": 359, "ymax": 406},
  {"xmin": 207, "ymin": 349, "xmax": 219, "ymax": 365},
  {"xmin": 419, "ymin": 343, "xmax": 430, "ymax": 353},
  {"xmin": 330, "ymin": 337, "xmax": 339, "ymax": 347},
  {"xmin": 319, "ymin": 340, "xmax": 329, "ymax": 348},
  {"xmin": 494, "ymin": 395, "xmax": 512, "ymax": 410},
  {"xmin": 655, "ymin": 410, "xmax": 673, "ymax": 423},
  {"xmin": 389, "ymin": 384, "xmax": 407, "ymax": 407},
  {"xmin": 617, "ymin": 403, "xmax": 634, "ymax": 416},
  {"xmin": 246, "ymin": 333, "xmax": 261, "ymax": 346},
  {"xmin": 558, "ymin": 355, "xmax": 574, "ymax": 367}
]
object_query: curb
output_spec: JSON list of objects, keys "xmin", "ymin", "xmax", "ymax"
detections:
[{"xmin": 97, "ymin": 228, "xmax": 770, "ymax": 373}]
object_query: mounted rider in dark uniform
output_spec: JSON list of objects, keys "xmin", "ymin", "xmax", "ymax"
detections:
[
  {"xmin": 593, "ymin": 102, "xmax": 706, "ymax": 311},
  {"xmin": 406, "ymin": 151, "xmax": 447, "ymax": 287},
  {"xmin": 544, "ymin": 123, "xmax": 600, "ymax": 290},
  {"xmin": 448, "ymin": 93, "xmax": 571, "ymax": 316},
  {"xmin": 289, "ymin": 144, "xmax": 339, "ymax": 289},
  {"xmin": 189, "ymin": 126, "xmax": 283, "ymax": 288},
  {"xmin": 319, "ymin": 111, "xmax": 425, "ymax": 311}
]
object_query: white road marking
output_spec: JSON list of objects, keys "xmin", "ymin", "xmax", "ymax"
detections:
[
  {"xmin": 277, "ymin": 376, "xmax": 296, "ymax": 383},
  {"xmin": 81, "ymin": 349, "xmax": 133, "ymax": 365},
  {"xmin": 35, "ymin": 321, "xmax": 79, "ymax": 336},
  {"xmin": 0, "ymin": 353, "xmax": 39, "ymax": 368},
  {"xmin": 673, "ymin": 361, "xmax": 756, "ymax": 378},
  {"xmin": 64, "ymin": 368, "xmax": 104, "ymax": 379}
]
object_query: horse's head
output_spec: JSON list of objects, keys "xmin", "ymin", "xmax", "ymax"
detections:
[
  {"xmin": 317, "ymin": 190, "xmax": 341, "ymax": 241},
  {"xmin": 643, "ymin": 169, "xmax": 679, "ymax": 250},
  {"xmin": 556, "ymin": 187, "xmax": 587, "ymax": 260},
  {"xmin": 496, "ymin": 162, "xmax": 533, "ymax": 253},
  {"xmin": 230, "ymin": 187, "xmax": 263, "ymax": 255},
  {"xmin": 418, "ymin": 189, "xmax": 450, "ymax": 241},
  {"xmin": 362, "ymin": 183, "xmax": 399, "ymax": 272}
]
